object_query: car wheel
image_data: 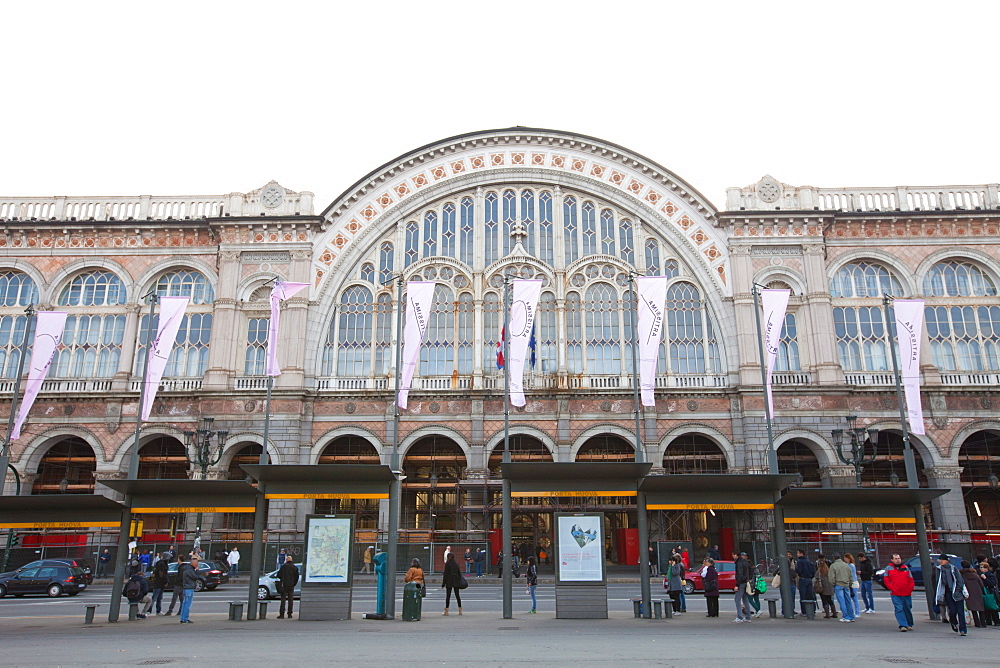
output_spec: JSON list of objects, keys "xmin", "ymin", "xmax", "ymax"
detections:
[
  {"xmin": 257, "ymin": 586, "xmax": 271, "ymax": 600},
  {"xmin": 47, "ymin": 584, "xmax": 63, "ymax": 598},
  {"xmin": 195, "ymin": 580, "xmax": 205, "ymax": 592},
  {"xmin": 0, "ymin": 584, "xmax": 6, "ymax": 598},
  {"xmin": 683, "ymin": 583, "xmax": 695, "ymax": 595}
]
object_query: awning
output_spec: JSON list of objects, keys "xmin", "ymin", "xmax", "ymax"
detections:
[
  {"xmin": 240, "ymin": 464, "xmax": 396, "ymax": 499},
  {"xmin": 776, "ymin": 488, "xmax": 950, "ymax": 523},
  {"xmin": 0, "ymin": 494, "xmax": 126, "ymax": 528},
  {"xmin": 501, "ymin": 462, "xmax": 652, "ymax": 497},
  {"xmin": 639, "ymin": 474, "xmax": 799, "ymax": 510},
  {"xmin": 97, "ymin": 479, "xmax": 261, "ymax": 513}
]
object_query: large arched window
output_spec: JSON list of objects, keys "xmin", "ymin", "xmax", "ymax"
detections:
[
  {"xmin": 663, "ymin": 282, "xmax": 720, "ymax": 374},
  {"xmin": 420, "ymin": 284, "xmax": 457, "ymax": 376},
  {"xmin": 923, "ymin": 260, "xmax": 1000, "ymax": 371},
  {"xmin": 32, "ymin": 438, "xmax": 97, "ymax": 494},
  {"xmin": 830, "ymin": 262, "xmax": 903, "ymax": 371},
  {"xmin": 325, "ymin": 285, "xmax": 374, "ymax": 376},
  {"xmin": 136, "ymin": 270, "xmax": 215, "ymax": 377},
  {"xmin": 585, "ymin": 282, "xmax": 621, "ymax": 375},
  {"xmin": 0, "ymin": 271, "xmax": 39, "ymax": 378},
  {"xmin": 54, "ymin": 270, "xmax": 126, "ymax": 378}
]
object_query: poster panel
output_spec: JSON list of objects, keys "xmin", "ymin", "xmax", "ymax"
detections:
[
  {"xmin": 303, "ymin": 514, "xmax": 355, "ymax": 584},
  {"xmin": 555, "ymin": 512, "xmax": 605, "ymax": 584}
]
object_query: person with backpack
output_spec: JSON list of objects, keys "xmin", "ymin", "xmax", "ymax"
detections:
[
  {"xmin": 148, "ymin": 554, "xmax": 169, "ymax": 615},
  {"xmin": 122, "ymin": 571, "xmax": 150, "ymax": 619}
]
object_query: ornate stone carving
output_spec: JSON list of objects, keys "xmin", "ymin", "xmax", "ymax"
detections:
[{"xmin": 923, "ymin": 466, "xmax": 963, "ymax": 480}]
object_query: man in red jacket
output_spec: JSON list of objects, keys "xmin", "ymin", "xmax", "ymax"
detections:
[{"xmin": 883, "ymin": 554, "xmax": 915, "ymax": 631}]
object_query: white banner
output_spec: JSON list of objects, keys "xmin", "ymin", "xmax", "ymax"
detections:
[
  {"xmin": 894, "ymin": 299, "xmax": 926, "ymax": 435},
  {"xmin": 11, "ymin": 311, "xmax": 68, "ymax": 441},
  {"xmin": 266, "ymin": 281, "xmax": 310, "ymax": 376},
  {"xmin": 636, "ymin": 276, "xmax": 669, "ymax": 407},
  {"xmin": 507, "ymin": 279, "xmax": 543, "ymax": 407},
  {"xmin": 761, "ymin": 289, "xmax": 791, "ymax": 416},
  {"xmin": 397, "ymin": 281, "xmax": 436, "ymax": 409},
  {"xmin": 141, "ymin": 296, "xmax": 189, "ymax": 421}
]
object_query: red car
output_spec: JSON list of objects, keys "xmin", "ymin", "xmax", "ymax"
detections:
[{"xmin": 664, "ymin": 560, "xmax": 739, "ymax": 594}]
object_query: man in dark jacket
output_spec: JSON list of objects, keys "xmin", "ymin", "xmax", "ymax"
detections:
[
  {"xmin": 857, "ymin": 553, "xmax": 875, "ymax": 613},
  {"xmin": 733, "ymin": 552, "xmax": 753, "ymax": 622},
  {"xmin": 795, "ymin": 549, "xmax": 817, "ymax": 616},
  {"xmin": 123, "ymin": 571, "xmax": 150, "ymax": 619},
  {"xmin": 178, "ymin": 556, "xmax": 206, "ymax": 624},
  {"xmin": 277, "ymin": 556, "xmax": 299, "ymax": 619},
  {"xmin": 148, "ymin": 555, "xmax": 169, "ymax": 615}
]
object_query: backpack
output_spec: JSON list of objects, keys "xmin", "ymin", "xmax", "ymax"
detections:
[{"xmin": 124, "ymin": 579, "xmax": 142, "ymax": 599}]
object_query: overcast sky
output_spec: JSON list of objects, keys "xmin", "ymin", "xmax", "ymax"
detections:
[{"xmin": 4, "ymin": 1, "xmax": 997, "ymax": 211}]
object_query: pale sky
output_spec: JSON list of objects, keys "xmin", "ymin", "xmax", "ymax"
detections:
[{"xmin": 3, "ymin": 1, "xmax": 997, "ymax": 212}]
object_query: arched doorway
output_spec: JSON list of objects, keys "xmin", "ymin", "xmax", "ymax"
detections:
[
  {"xmin": 576, "ymin": 434, "xmax": 635, "ymax": 462},
  {"xmin": 402, "ymin": 436, "xmax": 466, "ymax": 532},
  {"xmin": 662, "ymin": 434, "xmax": 728, "ymax": 473},
  {"xmin": 777, "ymin": 439, "xmax": 822, "ymax": 487},
  {"xmin": 659, "ymin": 434, "xmax": 729, "ymax": 560},
  {"xmin": 221, "ymin": 443, "xmax": 265, "ymax": 532},
  {"xmin": 137, "ymin": 435, "xmax": 189, "ymax": 534},
  {"xmin": 31, "ymin": 437, "xmax": 96, "ymax": 494},
  {"xmin": 485, "ymin": 435, "xmax": 554, "ymax": 555},
  {"xmin": 315, "ymin": 436, "xmax": 381, "ymax": 529},
  {"xmin": 958, "ymin": 431, "xmax": 1000, "ymax": 531}
]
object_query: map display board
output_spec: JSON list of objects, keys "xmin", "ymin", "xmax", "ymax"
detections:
[
  {"xmin": 555, "ymin": 513, "xmax": 605, "ymax": 583},
  {"xmin": 303, "ymin": 515, "xmax": 354, "ymax": 584}
]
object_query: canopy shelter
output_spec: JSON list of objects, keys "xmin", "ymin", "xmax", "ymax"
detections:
[
  {"xmin": 240, "ymin": 464, "xmax": 396, "ymax": 500},
  {"xmin": 776, "ymin": 487, "xmax": 949, "ymax": 524},
  {"xmin": 501, "ymin": 462, "xmax": 652, "ymax": 496},
  {"xmin": 0, "ymin": 494, "xmax": 126, "ymax": 529},
  {"xmin": 97, "ymin": 479, "xmax": 261, "ymax": 513},
  {"xmin": 638, "ymin": 474, "xmax": 799, "ymax": 510}
]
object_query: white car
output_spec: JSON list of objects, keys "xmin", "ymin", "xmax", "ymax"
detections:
[{"xmin": 258, "ymin": 563, "xmax": 302, "ymax": 600}]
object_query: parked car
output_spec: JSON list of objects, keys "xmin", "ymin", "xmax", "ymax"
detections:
[
  {"xmin": 664, "ymin": 560, "xmax": 739, "ymax": 594},
  {"xmin": 164, "ymin": 560, "xmax": 226, "ymax": 591},
  {"xmin": 0, "ymin": 565, "xmax": 88, "ymax": 598},
  {"xmin": 1, "ymin": 558, "xmax": 94, "ymax": 585},
  {"xmin": 874, "ymin": 553, "xmax": 963, "ymax": 589},
  {"xmin": 258, "ymin": 563, "xmax": 302, "ymax": 600}
]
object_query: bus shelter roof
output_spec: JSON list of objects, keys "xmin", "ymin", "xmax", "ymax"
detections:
[
  {"xmin": 0, "ymin": 494, "xmax": 126, "ymax": 528},
  {"xmin": 97, "ymin": 479, "xmax": 261, "ymax": 513},
  {"xmin": 776, "ymin": 487, "xmax": 950, "ymax": 524},
  {"xmin": 638, "ymin": 474, "xmax": 799, "ymax": 509},
  {"xmin": 240, "ymin": 464, "xmax": 396, "ymax": 499}
]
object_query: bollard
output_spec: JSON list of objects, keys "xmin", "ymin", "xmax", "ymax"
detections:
[
  {"xmin": 767, "ymin": 599, "xmax": 778, "ymax": 619},
  {"xmin": 84, "ymin": 604, "xmax": 99, "ymax": 624},
  {"xmin": 258, "ymin": 601, "xmax": 269, "ymax": 619},
  {"xmin": 128, "ymin": 602, "xmax": 139, "ymax": 621},
  {"xmin": 802, "ymin": 599, "xmax": 817, "ymax": 620},
  {"xmin": 228, "ymin": 601, "xmax": 244, "ymax": 621},
  {"xmin": 631, "ymin": 598, "xmax": 642, "ymax": 618},
  {"xmin": 662, "ymin": 600, "xmax": 673, "ymax": 618},
  {"xmin": 653, "ymin": 600, "xmax": 662, "ymax": 620}
]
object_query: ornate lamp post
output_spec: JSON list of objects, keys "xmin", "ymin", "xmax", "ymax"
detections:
[
  {"xmin": 184, "ymin": 417, "xmax": 229, "ymax": 541},
  {"xmin": 831, "ymin": 415, "xmax": 879, "ymax": 551}
]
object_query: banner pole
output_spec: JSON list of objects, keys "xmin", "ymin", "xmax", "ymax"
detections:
[
  {"xmin": 0, "ymin": 304, "xmax": 35, "ymax": 498},
  {"xmin": 385, "ymin": 275, "xmax": 405, "ymax": 619},
  {"xmin": 628, "ymin": 273, "xmax": 652, "ymax": 617},
  {"xmin": 502, "ymin": 276, "xmax": 513, "ymax": 619},
  {"xmin": 245, "ymin": 375, "xmax": 273, "ymax": 620}
]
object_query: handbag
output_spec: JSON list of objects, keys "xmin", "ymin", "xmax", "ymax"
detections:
[
  {"xmin": 962, "ymin": 584, "xmax": 970, "ymax": 600},
  {"xmin": 681, "ymin": 579, "xmax": 688, "ymax": 587},
  {"xmin": 457, "ymin": 574, "xmax": 469, "ymax": 590},
  {"xmin": 813, "ymin": 575, "xmax": 825, "ymax": 595},
  {"xmin": 417, "ymin": 583, "xmax": 426, "ymax": 598},
  {"xmin": 746, "ymin": 582, "xmax": 755, "ymax": 595},
  {"xmin": 984, "ymin": 591, "xmax": 999, "ymax": 612}
]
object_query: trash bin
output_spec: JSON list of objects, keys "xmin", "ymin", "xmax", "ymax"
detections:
[{"xmin": 402, "ymin": 581, "xmax": 423, "ymax": 621}]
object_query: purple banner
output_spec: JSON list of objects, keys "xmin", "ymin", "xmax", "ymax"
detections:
[{"xmin": 11, "ymin": 311, "xmax": 68, "ymax": 441}]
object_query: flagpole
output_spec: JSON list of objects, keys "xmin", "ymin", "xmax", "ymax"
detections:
[
  {"xmin": 0, "ymin": 303, "xmax": 35, "ymax": 497},
  {"xmin": 627, "ymin": 273, "xmax": 652, "ymax": 617},
  {"xmin": 385, "ymin": 274, "xmax": 404, "ymax": 619},
  {"xmin": 109, "ymin": 291, "xmax": 157, "ymax": 622},
  {"xmin": 501, "ymin": 276, "xmax": 513, "ymax": 619},
  {"xmin": 883, "ymin": 294, "xmax": 936, "ymax": 619}
]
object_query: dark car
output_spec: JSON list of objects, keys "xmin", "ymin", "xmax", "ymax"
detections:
[
  {"xmin": 1, "ymin": 558, "xmax": 94, "ymax": 586},
  {"xmin": 0, "ymin": 565, "xmax": 88, "ymax": 598},
  {"xmin": 164, "ymin": 560, "xmax": 226, "ymax": 591},
  {"xmin": 874, "ymin": 554, "xmax": 963, "ymax": 589}
]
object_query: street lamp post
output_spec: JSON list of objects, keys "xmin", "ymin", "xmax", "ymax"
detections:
[
  {"xmin": 184, "ymin": 417, "xmax": 229, "ymax": 542},
  {"xmin": 831, "ymin": 415, "xmax": 878, "ymax": 551}
]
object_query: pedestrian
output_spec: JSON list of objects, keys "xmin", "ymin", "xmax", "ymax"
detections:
[
  {"xmin": 139, "ymin": 550, "xmax": 151, "ymax": 574},
  {"xmin": 511, "ymin": 546, "xmax": 520, "ymax": 578},
  {"xmin": 127, "ymin": 551, "xmax": 141, "ymax": 577},
  {"xmin": 843, "ymin": 553, "xmax": 860, "ymax": 616},
  {"xmin": 497, "ymin": 551, "xmax": 504, "ymax": 579},
  {"xmin": 707, "ymin": 544, "xmax": 721, "ymax": 561},
  {"xmin": 474, "ymin": 548, "xmax": 485, "ymax": 578},
  {"xmin": 404, "ymin": 558, "xmax": 425, "ymax": 589},
  {"xmin": 227, "ymin": 546, "xmax": 240, "ymax": 577},
  {"xmin": 733, "ymin": 552, "xmax": 753, "ymax": 623},
  {"xmin": 961, "ymin": 560, "xmax": 987, "ymax": 628},
  {"xmin": 361, "ymin": 546, "xmax": 373, "ymax": 574},
  {"xmin": 883, "ymin": 553, "xmax": 914, "ymax": 631},
  {"xmin": 441, "ymin": 552, "xmax": 463, "ymax": 615},
  {"xmin": 277, "ymin": 548, "xmax": 287, "ymax": 571},
  {"xmin": 702, "ymin": 558, "xmax": 720, "ymax": 617},
  {"xmin": 123, "ymin": 570, "xmax": 150, "ymax": 619},
  {"xmin": 746, "ymin": 560, "xmax": 763, "ymax": 618},
  {"xmin": 979, "ymin": 562, "xmax": 999, "ymax": 626},
  {"xmin": 97, "ymin": 549, "xmax": 111, "ymax": 578},
  {"xmin": 648, "ymin": 545, "xmax": 657, "ymax": 577},
  {"xmin": 815, "ymin": 558, "xmax": 836, "ymax": 618},
  {"xmin": 148, "ymin": 553, "xmax": 169, "ymax": 615},
  {"xmin": 443, "ymin": 545, "xmax": 452, "ymax": 570},
  {"xmin": 277, "ymin": 555, "xmax": 299, "ymax": 619},
  {"xmin": 666, "ymin": 556, "xmax": 683, "ymax": 613},
  {"xmin": 526, "ymin": 556, "xmax": 538, "ymax": 613},
  {"xmin": 463, "ymin": 548, "xmax": 472, "ymax": 575},
  {"xmin": 163, "ymin": 544, "xmax": 176, "ymax": 561},
  {"xmin": 782, "ymin": 551, "xmax": 798, "ymax": 617},
  {"xmin": 857, "ymin": 553, "xmax": 875, "ymax": 614},
  {"xmin": 935, "ymin": 554, "xmax": 967, "ymax": 635},
  {"xmin": 519, "ymin": 542, "xmax": 531, "ymax": 565},
  {"xmin": 829, "ymin": 553, "xmax": 856, "ymax": 622},
  {"xmin": 163, "ymin": 554, "xmax": 185, "ymax": 616},
  {"xmin": 178, "ymin": 555, "xmax": 207, "ymax": 624},
  {"xmin": 794, "ymin": 549, "xmax": 816, "ymax": 617}
]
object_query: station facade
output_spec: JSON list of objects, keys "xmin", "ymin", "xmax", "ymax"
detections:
[{"xmin": 2, "ymin": 128, "xmax": 999, "ymax": 560}]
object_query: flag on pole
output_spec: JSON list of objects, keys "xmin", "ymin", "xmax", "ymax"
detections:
[
  {"xmin": 636, "ymin": 276, "xmax": 669, "ymax": 407},
  {"xmin": 496, "ymin": 327, "xmax": 505, "ymax": 370},
  {"xmin": 398, "ymin": 281, "xmax": 436, "ymax": 409},
  {"xmin": 528, "ymin": 327, "xmax": 537, "ymax": 369},
  {"xmin": 761, "ymin": 289, "xmax": 791, "ymax": 416},
  {"xmin": 507, "ymin": 279, "xmax": 543, "ymax": 407},
  {"xmin": 266, "ymin": 281, "xmax": 310, "ymax": 377},
  {"xmin": 893, "ymin": 299, "xmax": 926, "ymax": 435},
  {"xmin": 11, "ymin": 311, "xmax": 67, "ymax": 441},
  {"xmin": 141, "ymin": 296, "xmax": 189, "ymax": 421}
]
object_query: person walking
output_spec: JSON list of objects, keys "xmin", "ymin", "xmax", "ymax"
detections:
[
  {"xmin": 935, "ymin": 554, "xmax": 968, "ymax": 635},
  {"xmin": 148, "ymin": 554, "xmax": 169, "ymax": 616},
  {"xmin": 525, "ymin": 556, "xmax": 538, "ymax": 613},
  {"xmin": 277, "ymin": 548, "xmax": 288, "ymax": 571},
  {"xmin": 276, "ymin": 555, "xmax": 299, "ymax": 619},
  {"xmin": 226, "ymin": 547, "xmax": 240, "ymax": 578},
  {"xmin": 666, "ymin": 556, "xmax": 684, "ymax": 613},
  {"xmin": 464, "ymin": 548, "xmax": 473, "ymax": 575},
  {"xmin": 829, "ymin": 553, "xmax": 856, "ymax": 622},
  {"xmin": 702, "ymin": 558, "xmax": 720, "ymax": 618},
  {"xmin": 857, "ymin": 553, "xmax": 875, "ymax": 614},
  {"xmin": 97, "ymin": 549, "xmax": 111, "ymax": 578},
  {"xmin": 815, "ymin": 558, "xmax": 837, "ymax": 618},
  {"xmin": 733, "ymin": 552, "xmax": 753, "ymax": 623},
  {"xmin": 178, "ymin": 555, "xmax": 207, "ymax": 624},
  {"xmin": 794, "ymin": 549, "xmax": 816, "ymax": 617},
  {"xmin": 361, "ymin": 546, "xmax": 373, "ymax": 574},
  {"xmin": 843, "ymin": 553, "xmax": 860, "ymax": 617},
  {"xmin": 441, "ymin": 552, "xmax": 463, "ymax": 615},
  {"xmin": 497, "ymin": 551, "xmax": 504, "ymax": 579},
  {"xmin": 961, "ymin": 560, "xmax": 987, "ymax": 629},
  {"xmin": 474, "ymin": 548, "xmax": 485, "ymax": 578},
  {"xmin": 883, "ymin": 553, "xmax": 914, "ymax": 631},
  {"xmin": 979, "ymin": 562, "xmax": 999, "ymax": 626},
  {"xmin": 163, "ymin": 554, "xmax": 185, "ymax": 616}
]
